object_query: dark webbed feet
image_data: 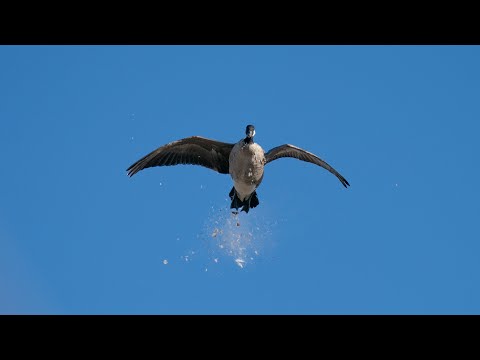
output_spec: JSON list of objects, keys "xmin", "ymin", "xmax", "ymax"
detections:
[{"xmin": 229, "ymin": 187, "xmax": 260, "ymax": 214}]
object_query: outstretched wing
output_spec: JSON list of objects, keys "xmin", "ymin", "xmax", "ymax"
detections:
[
  {"xmin": 265, "ymin": 144, "xmax": 350, "ymax": 188},
  {"xmin": 126, "ymin": 136, "xmax": 235, "ymax": 177}
]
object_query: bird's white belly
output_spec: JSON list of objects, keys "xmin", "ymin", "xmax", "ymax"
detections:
[
  {"xmin": 233, "ymin": 180, "xmax": 257, "ymax": 201},
  {"xmin": 229, "ymin": 141, "xmax": 265, "ymax": 201}
]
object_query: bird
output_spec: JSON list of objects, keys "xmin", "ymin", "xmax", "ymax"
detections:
[{"xmin": 126, "ymin": 124, "xmax": 350, "ymax": 213}]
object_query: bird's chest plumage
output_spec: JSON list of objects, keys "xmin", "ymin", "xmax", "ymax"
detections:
[{"xmin": 229, "ymin": 141, "xmax": 266, "ymax": 199}]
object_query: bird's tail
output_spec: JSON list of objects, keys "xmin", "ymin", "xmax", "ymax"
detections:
[{"xmin": 229, "ymin": 187, "xmax": 259, "ymax": 213}]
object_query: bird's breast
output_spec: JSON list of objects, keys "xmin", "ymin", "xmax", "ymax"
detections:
[{"xmin": 229, "ymin": 142, "xmax": 266, "ymax": 198}]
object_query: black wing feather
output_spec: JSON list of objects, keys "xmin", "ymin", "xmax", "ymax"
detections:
[
  {"xmin": 265, "ymin": 144, "xmax": 350, "ymax": 188},
  {"xmin": 126, "ymin": 136, "xmax": 234, "ymax": 177}
]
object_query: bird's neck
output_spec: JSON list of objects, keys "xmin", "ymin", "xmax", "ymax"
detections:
[{"xmin": 243, "ymin": 137, "xmax": 254, "ymax": 144}]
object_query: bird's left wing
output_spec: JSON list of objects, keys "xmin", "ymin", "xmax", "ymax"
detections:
[
  {"xmin": 265, "ymin": 144, "xmax": 350, "ymax": 188},
  {"xmin": 126, "ymin": 136, "xmax": 235, "ymax": 176}
]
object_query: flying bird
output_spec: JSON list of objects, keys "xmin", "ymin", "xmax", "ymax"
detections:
[{"xmin": 127, "ymin": 125, "xmax": 350, "ymax": 213}]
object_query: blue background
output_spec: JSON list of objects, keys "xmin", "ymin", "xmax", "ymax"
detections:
[{"xmin": 1, "ymin": 45, "xmax": 479, "ymax": 314}]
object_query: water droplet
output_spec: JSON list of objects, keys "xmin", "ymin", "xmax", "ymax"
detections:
[
  {"xmin": 163, "ymin": 259, "xmax": 168, "ymax": 265},
  {"xmin": 235, "ymin": 258, "xmax": 245, "ymax": 268}
]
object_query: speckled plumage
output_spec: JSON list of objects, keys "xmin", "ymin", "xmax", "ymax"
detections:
[{"xmin": 229, "ymin": 140, "xmax": 266, "ymax": 201}]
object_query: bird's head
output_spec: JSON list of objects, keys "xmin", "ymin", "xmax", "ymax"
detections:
[{"xmin": 245, "ymin": 124, "xmax": 256, "ymax": 139}]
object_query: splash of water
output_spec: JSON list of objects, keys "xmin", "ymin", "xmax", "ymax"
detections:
[{"xmin": 201, "ymin": 203, "xmax": 276, "ymax": 269}]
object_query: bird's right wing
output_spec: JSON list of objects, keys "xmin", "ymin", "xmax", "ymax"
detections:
[
  {"xmin": 265, "ymin": 144, "xmax": 350, "ymax": 188},
  {"xmin": 126, "ymin": 136, "xmax": 235, "ymax": 177}
]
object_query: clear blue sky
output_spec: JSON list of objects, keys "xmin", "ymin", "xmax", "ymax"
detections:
[{"xmin": 1, "ymin": 45, "xmax": 479, "ymax": 314}]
